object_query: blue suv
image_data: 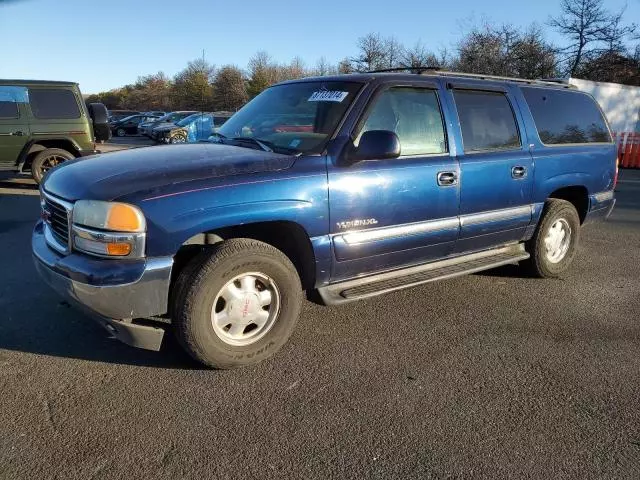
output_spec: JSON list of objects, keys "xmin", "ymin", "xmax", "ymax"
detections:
[{"xmin": 32, "ymin": 71, "xmax": 617, "ymax": 368}]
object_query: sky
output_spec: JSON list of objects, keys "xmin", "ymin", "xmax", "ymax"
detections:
[{"xmin": 0, "ymin": 0, "xmax": 637, "ymax": 94}]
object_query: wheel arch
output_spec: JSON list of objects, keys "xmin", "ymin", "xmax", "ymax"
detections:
[
  {"xmin": 547, "ymin": 185, "xmax": 589, "ymax": 224},
  {"xmin": 18, "ymin": 138, "xmax": 81, "ymax": 170},
  {"xmin": 174, "ymin": 220, "xmax": 317, "ymax": 291}
]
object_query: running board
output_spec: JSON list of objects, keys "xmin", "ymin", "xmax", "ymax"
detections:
[{"xmin": 318, "ymin": 244, "xmax": 529, "ymax": 305}]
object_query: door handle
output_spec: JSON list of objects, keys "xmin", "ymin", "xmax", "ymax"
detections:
[
  {"xmin": 437, "ymin": 171, "xmax": 458, "ymax": 186},
  {"xmin": 12, "ymin": 131, "xmax": 25, "ymax": 136},
  {"xmin": 511, "ymin": 166, "xmax": 527, "ymax": 179}
]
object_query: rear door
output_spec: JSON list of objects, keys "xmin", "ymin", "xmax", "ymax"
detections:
[
  {"xmin": 446, "ymin": 82, "xmax": 534, "ymax": 253},
  {"xmin": 328, "ymin": 81, "xmax": 460, "ymax": 281},
  {"xmin": 0, "ymin": 86, "xmax": 29, "ymax": 170}
]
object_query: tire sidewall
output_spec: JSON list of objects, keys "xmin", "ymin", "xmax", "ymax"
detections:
[
  {"xmin": 179, "ymin": 246, "xmax": 302, "ymax": 368},
  {"xmin": 533, "ymin": 201, "xmax": 580, "ymax": 277}
]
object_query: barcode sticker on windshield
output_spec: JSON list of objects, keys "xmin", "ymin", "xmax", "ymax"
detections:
[{"xmin": 308, "ymin": 91, "xmax": 349, "ymax": 102}]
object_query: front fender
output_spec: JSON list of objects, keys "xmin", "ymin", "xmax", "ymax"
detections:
[{"xmin": 138, "ymin": 163, "xmax": 329, "ymax": 257}]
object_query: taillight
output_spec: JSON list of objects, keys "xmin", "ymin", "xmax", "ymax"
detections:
[{"xmin": 613, "ymin": 157, "xmax": 619, "ymax": 189}]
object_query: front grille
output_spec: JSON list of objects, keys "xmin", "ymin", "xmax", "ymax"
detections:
[{"xmin": 44, "ymin": 196, "xmax": 70, "ymax": 248}]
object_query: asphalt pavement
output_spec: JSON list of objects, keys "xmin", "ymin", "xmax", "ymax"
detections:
[{"xmin": 0, "ymin": 170, "xmax": 639, "ymax": 479}]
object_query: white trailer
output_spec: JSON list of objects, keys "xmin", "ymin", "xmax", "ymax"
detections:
[{"xmin": 566, "ymin": 78, "xmax": 640, "ymax": 134}]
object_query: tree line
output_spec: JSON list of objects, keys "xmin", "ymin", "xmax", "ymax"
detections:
[{"xmin": 86, "ymin": 0, "xmax": 639, "ymax": 112}]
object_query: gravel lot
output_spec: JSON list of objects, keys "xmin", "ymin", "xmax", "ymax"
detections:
[{"xmin": 0, "ymin": 169, "xmax": 639, "ymax": 479}]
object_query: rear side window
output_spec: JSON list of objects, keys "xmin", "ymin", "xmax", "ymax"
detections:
[
  {"xmin": 0, "ymin": 86, "xmax": 27, "ymax": 119},
  {"xmin": 453, "ymin": 90, "xmax": 521, "ymax": 152},
  {"xmin": 521, "ymin": 87, "xmax": 611, "ymax": 144},
  {"xmin": 29, "ymin": 88, "xmax": 81, "ymax": 119}
]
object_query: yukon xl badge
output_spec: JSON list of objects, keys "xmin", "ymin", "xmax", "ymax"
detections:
[{"xmin": 336, "ymin": 218, "xmax": 378, "ymax": 230}]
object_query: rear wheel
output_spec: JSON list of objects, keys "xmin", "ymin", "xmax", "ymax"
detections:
[
  {"xmin": 31, "ymin": 148, "xmax": 75, "ymax": 184},
  {"xmin": 169, "ymin": 132, "xmax": 187, "ymax": 144},
  {"xmin": 116, "ymin": 128, "xmax": 127, "ymax": 137},
  {"xmin": 524, "ymin": 199, "xmax": 581, "ymax": 278},
  {"xmin": 172, "ymin": 239, "xmax": 303, "ymax": 369}
]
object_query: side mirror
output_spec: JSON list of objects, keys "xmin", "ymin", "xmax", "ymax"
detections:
[{"xmin": 349, "ymin": 130, "xmax": 401, "ymax": 163}]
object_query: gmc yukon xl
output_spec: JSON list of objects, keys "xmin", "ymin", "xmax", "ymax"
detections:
[{"xmin": 32, "ymin": 71, "xmax": 617, "ymax": 368}]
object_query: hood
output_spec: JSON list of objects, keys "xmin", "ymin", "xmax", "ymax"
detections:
[
  {"xmin": 152, "ymin": 122, "xmax": 176, "ymax": 130},
  {"xmin": 154, "ymin": 125, "xmax": 178, "ymax": 133},
  {"xmin": 43, "ymin": 143, "xmax": 296, "ymax": 202}
]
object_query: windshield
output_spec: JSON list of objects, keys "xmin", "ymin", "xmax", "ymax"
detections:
[
  {"xmin": 216, "ymin": 81, "xmax": 362, "ymax": 154},
  {"xmin": 176, "ymin": 113, "xmax": 203, "ymax": 127}
]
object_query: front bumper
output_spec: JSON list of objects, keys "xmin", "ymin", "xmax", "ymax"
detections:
[{"xmin": 32, "ymin": 221, "xmax": 173, "ymax": 350}]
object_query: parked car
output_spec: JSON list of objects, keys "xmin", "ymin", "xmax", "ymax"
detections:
[
  {"xmin": 33, "ymin": 71, "xmax": 617, "ymax": 369},
  {"xmin": 152, "ymin": 112, "xmax": 230, "ymax": 144},
  {"xmin": 0, "ymin": 79, "xmax": 110, "ymax": 183},
  {"xmin": 138, "ymin": 111, "xmax": 198, "ymax": 137},
  {"xmin": 143, "ymin": 111, "xmax": 166, "ymax": 117},
  {"xmin": 107, "ymin": 110, "xmax": 140, "ymax": 122},
  {"xmin": 110, "ymin": 114, "xmax": 161, "ymax": 137}
]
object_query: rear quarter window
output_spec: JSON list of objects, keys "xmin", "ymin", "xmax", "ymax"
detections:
[
  {"xmin": 521, "ymin": 87, "xmax": 611, "ymax": 145},
  {"xmin": 0, "ymin": 86, "xmax": 27, "ymax": 119},
  {"xmin": 29, "ymin": 88, "xmax": 81, "ymax": 119}
]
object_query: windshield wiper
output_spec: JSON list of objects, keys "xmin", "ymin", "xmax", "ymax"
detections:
[
  {"xmin": 210, "ymin": 133, "xmax": 300, "ymax": 155},
  {"xmin": 230, "ymin": 136, "xmax": 273, "ymax": 152}
]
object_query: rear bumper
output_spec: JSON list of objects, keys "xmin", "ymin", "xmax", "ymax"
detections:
[
  {"xmin": 77, "ymin": 149, "xmax": 100, "ymax": 157},
  {"xmin": 32, "ymin": 221, "xmax": 173, "ymax": 350},
  {"xmin": 585, "ymin": 191, "xmax": 616, "ymax": 223}
]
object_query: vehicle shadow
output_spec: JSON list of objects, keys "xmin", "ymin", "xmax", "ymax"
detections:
[{"xmin": 0, "ymin": 190, "xmax": 203, "ymax": 370}]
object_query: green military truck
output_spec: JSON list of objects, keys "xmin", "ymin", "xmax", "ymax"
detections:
[{"xmin": 0, "ymin": 80, "xmax": 110, "ymax": 183}]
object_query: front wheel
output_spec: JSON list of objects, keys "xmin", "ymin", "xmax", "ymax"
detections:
[
  {"xmin": 172, "ymin": 239, "xmax": 303, "ymax": 369},
  {"xmin": 524, "ymin": 199, "xmax": 581, "ymax": 278}
]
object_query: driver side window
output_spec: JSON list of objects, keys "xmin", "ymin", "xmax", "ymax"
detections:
[{"xmin": 357, "ymin": 87, "xmax": 447, "ymax": 156}]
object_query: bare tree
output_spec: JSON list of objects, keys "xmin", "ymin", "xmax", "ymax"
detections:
[
  {"xmin": 384, "ymin": 36, "xmax": 404, "ymax": 68},
  {"xmin": 401, "ymin": 41, "xmax": 441, "ymax": 68},
  {"xmin": 351, "ymin": 33, "xmax": 388, "ymax": 71},
  {"xmin": 549, "ymin": 0, "xmax": 636, "ymax": 75},
  {"xmin": 453, "ymin": 23, "xmax": 557, "ymax": 78}
]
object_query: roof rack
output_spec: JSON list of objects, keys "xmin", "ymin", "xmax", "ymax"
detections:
[
  {"xmin": 367, "ymin": 66, "xmax": 440, "ymax": 74},
  {"xmin": 419, "ymin": 70, "xmax": 573, "ymax": 88},
  {"xmin": 365, "ymin": 68, "xmax": 573, "ymax": 88}
]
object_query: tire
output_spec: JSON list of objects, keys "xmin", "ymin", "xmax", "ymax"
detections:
[
  {"xmin": 31, "ymin": 148, "xmax": 75, "ymax": 184},
  {"xmin": 173, "ymin": 239, "xmax": 303, "ymax": 369},
  {"xmin": 524, "ymin": 199, "xmax": 581, "ymax": 278},
  {"xmin": 116, "ymin": 128, "xmax": 126, "ymax": 137}
]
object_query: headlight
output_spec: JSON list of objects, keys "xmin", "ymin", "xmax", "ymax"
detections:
[{"xmin": 72, "ymin": 200, "xmax": 146, "ymax": 258}]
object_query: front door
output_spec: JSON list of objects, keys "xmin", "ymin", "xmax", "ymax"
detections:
[
  {"xmin": 446, "ymin": 85, "xmax": 534, "ymax": 253},
  {"xmin": 0, "ymin": 86, "xmax": 29, "ymax": 170},
  {"xmin": 328, "ymin": 84, "xmax": 459, "ymax": 281}
]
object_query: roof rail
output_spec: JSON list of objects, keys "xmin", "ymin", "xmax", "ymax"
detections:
[
  {"xmin": 418, "ymin": 70, "xmax": 573, "ymax": 88},
  {"xmin": 366, "ymin": 66, "xmax": 440, "ymax": 74},
  {"xmin": 363, "ymin": 68, "xmax": 575, "ymax": 88}
]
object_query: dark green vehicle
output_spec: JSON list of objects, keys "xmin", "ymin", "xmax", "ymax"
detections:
[{"xmin": 0, "ymin": 80, "xmax": 110, "ymax": 183}]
